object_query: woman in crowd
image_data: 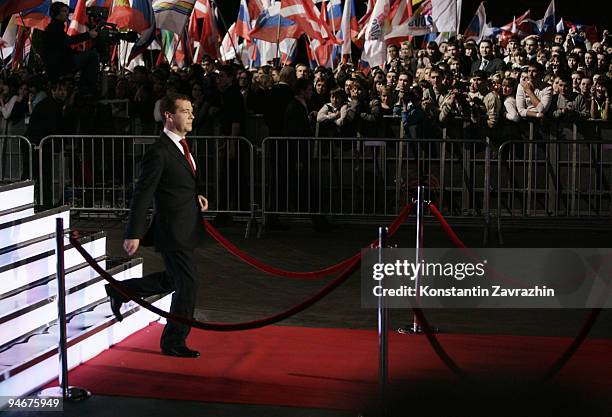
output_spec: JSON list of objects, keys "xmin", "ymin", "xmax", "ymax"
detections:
[
  {"xmin": 0, "ymin": 79, "xmax": 29, "ymax": 136},
  {"xmin": 316, "ymin": 87, "xmax": 347, "ymax": 137}
]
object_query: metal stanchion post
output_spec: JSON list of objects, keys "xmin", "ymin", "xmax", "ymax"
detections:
[
  {"xmin": 398, "ymin": 185, "xmax": 436, "ymax": 335},
  {"xmin": 411, "ymin": 186, "xmax": 424, "ymax": 333},
  {"xmin": 377, "ymin": 226, "xmax": 388, "ymax": 416},
  {"xmin": 39, "ymin": 218, "xmax": 91, "ymax": 402}
]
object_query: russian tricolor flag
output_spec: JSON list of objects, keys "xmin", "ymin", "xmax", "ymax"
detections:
[
  {"xmin": 234, "ymin": 0, "xmax": 252, "ymax": 41},
  {"xmin": 463, "ymin": 1, "xmax": 486, "ymax": 41},
  {"xmin": 249, "ymin": 2, "xmax": 302, "ymax": 44},
  {"xmin": 0, "ymin": 0, "xmax": 46, "ymax": 20},
  {"xmin": 15, "ymin": 0, "xmax": 51, "ymax": 31},
  {"xmin": 537, "ymin": 0, "xmax": 555, "ymax": 35},
  {"xmin": 326, "ymin": 0, "xmax": 342, "ymax": 31}
]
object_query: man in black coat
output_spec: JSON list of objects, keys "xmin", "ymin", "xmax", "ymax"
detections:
[
  {"xmin": 26, "ymin": 78, "xmax": 68, "ymax": 207},
  {"xmin": 106, "ymin": 93, "xmax": 208, "ymax": 358},
  {"xmin": 263, "ymin": 66, "xmax": 296, "ymax": 136},
  {"xmin": 41, "ymin": 2, "xmax": 99, "ymax": 89}
]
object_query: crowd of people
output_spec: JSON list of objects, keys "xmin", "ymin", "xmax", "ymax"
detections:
[{"xmin": 1, "ymin": 22, "xmax": 611, "ymax": 147}]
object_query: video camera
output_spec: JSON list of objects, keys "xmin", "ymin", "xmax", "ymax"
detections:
[{"xmin": 86, "ymin": 6, "xmax": 138, "ymax": 44}]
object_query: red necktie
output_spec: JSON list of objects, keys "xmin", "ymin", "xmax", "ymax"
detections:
[{"xmin": 179, "ymin": 138, "xmax": 196, "ymax": 176}]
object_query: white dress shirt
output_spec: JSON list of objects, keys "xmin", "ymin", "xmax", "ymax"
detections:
[{"xmin": 164, "ymin": 128, "xmax": 196, "ymax": 170}]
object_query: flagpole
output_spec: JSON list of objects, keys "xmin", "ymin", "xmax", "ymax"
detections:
[
  {"xmin": 18, "ymin": 13, "xmax": 42, "ymax": 65},
  {"xmin": 209, "ymin": 0, "xmax": 240, "ymax": 63},
  {"xmin": 0, "ymin": 21, "xmax": 5, "ymax": 76},
  {"xmin": 275, "ymin": 6, "xmax": 282, "ymax": 65},
  {"xmin": 170, "ymin": 31, "xmax": 181, "ymax": 66},
  {"xmin": 327, "ymin": 0, "xmax": 336, "ymax": 71},
  {"xmin": 455, "ymin": 0, "xmax": 459, "ymax": 36},
  {"xmin": 306, "ymin": 35, "xmax": 320, "ymax": 67}
]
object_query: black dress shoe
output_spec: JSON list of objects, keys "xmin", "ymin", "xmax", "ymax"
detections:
[
  {"xmin": 161, "ymin": 346, "xmax": 201, "ymax": 358},
  {"xmin": 105, "ymin": 284, "xmax": 124, "ymax": 322}
]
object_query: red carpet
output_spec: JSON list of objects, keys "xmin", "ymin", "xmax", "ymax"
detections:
[{"xmin": 63, "ymin": 324, "xmax": 612, "ymax": 411}]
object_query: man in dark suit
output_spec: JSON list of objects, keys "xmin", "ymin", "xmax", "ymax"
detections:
[
  {"xmin": 470, "ymin": 39, "xmax": 505, "ymax": 75},
  {"xmin": 106, "ymin": 93, "xmax": 208, "ymax": 358}
]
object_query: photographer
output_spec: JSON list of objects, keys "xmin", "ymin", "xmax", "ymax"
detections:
[{"xmin": 41, "ymin": 2, "xmax": 99, "ymax": 92}]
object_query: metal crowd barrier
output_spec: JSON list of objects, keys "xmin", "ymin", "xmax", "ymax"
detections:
[
  {"xmin": 37, "ymin": 135, "xmax": 255, "ymax": 222},
  {"xmin": 496, "ymin": 139, "xmax": 612, "ymax": 223},
  {"xmin": 260, "ymin": 137, "xmax": 490, "ymax": 222},
  {"xmin": 0, "ymin": 135, "xmax": 33, "ymax": 182},
  {"xmin": 21, "ymin": 118, "xmax": 610, "ymax": 234},
  {"xmin": 315, "ymin": 115, "xmax": 405, "ymax": 139}
]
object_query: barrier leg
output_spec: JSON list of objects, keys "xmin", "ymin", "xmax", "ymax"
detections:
[{"xmin": 39, "ymin": 218, "xmax": 91, "ymax": 402}]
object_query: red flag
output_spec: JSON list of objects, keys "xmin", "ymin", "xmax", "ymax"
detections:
[
  {"xmin": 67, "ymin": 0, "xmax": 92, "ymax": 51},
  {"xmin": 191, "ymin": 0, "xmax": 220, "ymax": 61}
]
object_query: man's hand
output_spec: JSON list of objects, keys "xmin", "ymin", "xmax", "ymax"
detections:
[
  {"xmin": 123, "ymin": 239, "xmax": 140, "ymax": 257},
  {"xmin": 89, "ymin": 28, "xmax": 98, "ymax": 39},
  {"xmin": 198, "ymin": 195, "xmax": 208, "ymax": 212},
  {"xmin": 521, "ymin": 80, "xmax": 533, "ymax": 92}
]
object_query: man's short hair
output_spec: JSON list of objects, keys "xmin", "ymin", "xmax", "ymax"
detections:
[
  {"xmin": 217, "ymin": 64, "xmax": 235, "ymax": 79},
  {"xmin": 278, "ymin": 66, "xmax": 296, "ymax": 85},
  {"xmin": 50, "ymin": 2, "xmax": 67, "ymax": 18},
  {"xmin": 160, "ymin": 92, "xmax": 191, "ymax": 117},
  {"xmin": 294, "ymin": 77, "xmax": 311, "ymax": 94},
  {"xmin": 472, "ymin": 70, "xmax": 489, "ymax": 80},
  {"xmin": 528, "ymin": 62, "xmax": 545, "ymax": 74}
]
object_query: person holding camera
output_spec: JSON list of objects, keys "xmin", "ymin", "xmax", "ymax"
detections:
[{"xmin": 41, "ymin": 2, "xmax": 99, "ymax": 92}]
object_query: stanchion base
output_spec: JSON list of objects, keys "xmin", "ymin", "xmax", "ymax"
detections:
[
  {"xmin": 397, "ymin": 325, "xmax": 439, "ymax": 334},
  {"xmin": 39, "ymin": 386, "xmax": 91, "ymax": 402}
]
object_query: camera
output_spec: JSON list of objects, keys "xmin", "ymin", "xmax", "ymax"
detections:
[
  {"xmin": 96, "ymin": 22, "xmax": 138, "ymax": 44},
  {"xmin": 86, "ymin": 6, "xmax": 138, "ymax": 44}
]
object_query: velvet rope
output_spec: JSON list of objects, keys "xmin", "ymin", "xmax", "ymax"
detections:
[
  {"xmin": 541, "ymin": 308, "xmax": 602, "ymax": 381},
  {"xmin": 427, "ymin": 203, "xmax": 466, "ymax": 248},
  {"xmin": 68, "ymin": 204, "xmax": 413, "ymax": 330},
  {"xmin": 411, "ymin": 307, "xmax": 469, "ymax": 380},
  {"xmin": 205, "ymin": 224, "xmax": 360, "ymax": 280},
  {"xmin": 422, "ymin": 202, "xmax": 602, "ymax": 382},
  {"xmin": 69, "ymin": 234, "xmax": 361, "ymax": 331},
  {"xmin": 203, "ymin": 203, "xmax": 413, "ymax": 280}
]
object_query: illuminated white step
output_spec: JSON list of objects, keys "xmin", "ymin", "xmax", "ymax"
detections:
[
  {"xmin": 0, "ymin": 181, "xmax": 34, "ymax": 213},
  {"xmin": 0, "ymin": 259, "xmax": 115, "ymax": 347},
  {"xmin": 0, "ymin": 208, "xmax": 70, "ymax": 252},
  {"xmin": 0, "ymin": 233, "xmax": 106, "ymax": 296},
  {"xmin": 0, "ymin": 234, "xmax": 61, "ymax": 270},
  {"xmin": 0, "ymin": 205, "xmax": 34, "ymax": 225},
  {"xmin": 0, "ymin": 292, "xmax": 172, "ymax": 403}
]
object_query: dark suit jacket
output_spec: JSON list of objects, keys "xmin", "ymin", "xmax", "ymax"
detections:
[
  {"xmin": 125, "ymin": 133, "xmax": 205, "ymax": 252},
  {"xmin": 25, "ymin": 96, "xmax": 65, "ymax": 145},
  {"xmin": 264, "ymin": 83, "xmax": 295, "ymax": 136},
  {"xmin": 470, "ymin": 57, "xmax": 505, "ymax": 75},
  {"xmin": 284, "ymin": 98, "xmax": 313, "ymax": 137}
]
